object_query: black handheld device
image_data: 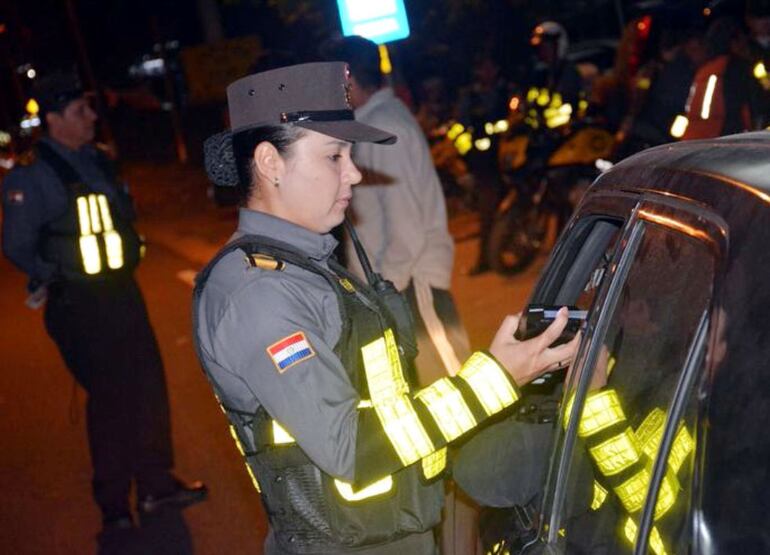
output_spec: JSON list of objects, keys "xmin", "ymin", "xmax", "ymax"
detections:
[{"xmin": 515, "ymin": 304, "xmax": 587, "ymax": 347}]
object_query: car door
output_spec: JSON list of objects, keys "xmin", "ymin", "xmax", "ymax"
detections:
[{"xmin": 526, "ymin": 192, "xmax": 726, "ymax": 555}]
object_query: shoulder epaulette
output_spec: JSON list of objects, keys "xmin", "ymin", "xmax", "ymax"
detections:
[
  {"xmin": 94, "ymin": 142, "xmax": 117, "ymax": 161},
  {"xmin": 246, "ymin": 253, "xmax": 285, "ymax": 272}
]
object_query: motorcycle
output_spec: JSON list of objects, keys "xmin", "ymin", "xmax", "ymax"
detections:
[{"xmin": 488, "ymin": 89, "xmax": 614, "ymax": 275}]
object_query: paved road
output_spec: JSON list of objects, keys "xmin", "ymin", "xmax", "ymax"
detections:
[{"xmin": 0, "ymin": 163, "xmax": 545, "ymax": 554}]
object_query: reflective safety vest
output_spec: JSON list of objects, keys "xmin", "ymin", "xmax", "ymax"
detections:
[
  {"xmin": 681, "ymin": 55, "xmax": 753, "ymax": 140},
  {"xmin": 37, "ymin": 142, "xmax": 143, "ymax": 280},
  {"xmin": 193, "ymin": 235, "xmax": 522, "ymax": 553},
  {"xmin": 565, "ymin": 388, "xmax": 694, "ymax": 555}
]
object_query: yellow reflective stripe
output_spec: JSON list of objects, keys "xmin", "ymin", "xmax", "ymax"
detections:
[
  {"xmin": 421, "ymin": 447, "xmax": 447, "ymax": 480},
  {"xmin": 361, "ymin": 330, "xmax": 435, "ymax": 465},
  {"xmin": 458, "ymin": 352, "xmax": 518, "ymax": 416},
  {"xmin": 589, "ymin": 427, "xmax": 642, "ymax": 476},
  {"xmin": 654, "ymin": 468, "xmax": 679, "ymax": 520},
  {"xmin": 79, "ymin": 235, "xmax": 102, "ymax": 274},
  {"xmin": 245, "ymin": 462, "xmax": 261, "ymax": 492},
  {"xmin": 577, "ymin": 389, "xmax": 626, "ymax": 437},
  {"xmin": 335, "ymin": 475, "xmax": 393, "ymax": 501},
  {"xmin": 272, "ymin": 420, "xmax": 295, "ymax": 445},
  {"xmin": 615, "ymin": 466, "xmax": 650, "ymax": 513},
  {"xmin": 526, "ymin": 87, "xmax": 539, "ymax": 103},
  {"xmin": 103, "ymin": 231, "xmax": 124, "ymax": 269},
  {"xmin": 755, "ymin": 61, "xmax": 768, "ymax": 79},
  {"xmin": 88, "ymin": 194, "xmax": 102, "ymax": 233},
  {"xmin": 76, "ymin": 196, "xmax": 91, "ymax": 235},
  {"xmin": 97, "ymin": 195, "xmax": 114, "ymax": 231},
  {"xmin": 493, "ymin": 119, "xmax": 509, "ymax": 133},
  {"xmin": 228, "ymin": 424, "xmax": 245, "ymax": 455},
  {"xmin": 591, "ymin": 480, "xmax": 608, "ymax": 510},
  {"xmin": 623, "ymin": 518, "xmax": 667, "ymax": 555},
  {"xmin": 361, "ymin": 329, "xmax": 409, "ymax": 402},
  {"xmin": 357, "ymin": 399, "xmax": 373, "ymax": 408},
  {"xmin": 375, "ymin": 397, "xmax": 435, "ymax": 465},
  {"xmin": 636, "ymin": 408, "xmax": 666, "ymax": 460},
  {"xmin": 668, "ymin": 424, "xmax": 694, "ymax": 474},
  {"xmin": 416, "ymin": 378, "xmax": 477, "ymax": 441},
  {"xmin": 484, "ymin": 122, "xmax": 495, "ymax": 135},
  {"xmin": 701, "ymin": 74, "xmax": 718, "ymax": 120},
  {"xmin": 670, "ymin": 115, "xmax": 689, "ymax": 138}
]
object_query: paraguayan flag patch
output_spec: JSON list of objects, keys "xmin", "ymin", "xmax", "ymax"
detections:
[{"xmin": 267, "ymin": 332, "xmax": 315, "ymax": 373}]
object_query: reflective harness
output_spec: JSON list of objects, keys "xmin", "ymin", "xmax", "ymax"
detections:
[
  {"xmin": 194, "ymin": 235, "xmax": 445, "ymax": 552},
  {"xmin": 37, "ymin": 142, "xmax": 143, "ymax": 280}
]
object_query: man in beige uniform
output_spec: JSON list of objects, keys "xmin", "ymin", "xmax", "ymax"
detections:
[{"xmin": 323, "ymin": 36, "xmax": 478, "ymax": 554}]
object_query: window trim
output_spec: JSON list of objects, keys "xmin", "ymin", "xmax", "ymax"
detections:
[
  {"xmin": 545, "ymin": 216, "xmax": 646, "ymax": 543},
  {"xmin": 634, "ymin": 309, "xmax": 710, "ymax": 555}
]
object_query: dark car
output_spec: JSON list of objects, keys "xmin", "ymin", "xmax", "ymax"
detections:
[{"xmin": 468, "ymin": 132, "xmax": 770, "ymax": 554}]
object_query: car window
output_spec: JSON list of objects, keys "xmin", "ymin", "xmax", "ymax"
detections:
[
  {"xmin": 554, "ymin": 220, "xmax": 715, "ymax": 554},
  {"xmin": 520, "ymin": 217, "xmax": 622, "ymax": 411}
]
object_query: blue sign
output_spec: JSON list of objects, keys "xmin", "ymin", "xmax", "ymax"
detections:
[{"xmin": 336, "ymin": 0, "xmax": 410, "ymax": 44}]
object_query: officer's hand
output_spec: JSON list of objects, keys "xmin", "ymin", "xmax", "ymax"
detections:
[{"xmin": 489, "ymin": 307, "xmax": 580, "ymax": 387}]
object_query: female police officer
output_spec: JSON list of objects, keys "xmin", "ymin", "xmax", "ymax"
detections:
[{"xmin": 194, "ymin": 62, "xmax": 577, "ymax": 555}]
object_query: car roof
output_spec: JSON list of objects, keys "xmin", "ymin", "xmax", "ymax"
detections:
[{"xmin": 596, "ymin": 131, "xmax": 770, "ymax": 199}]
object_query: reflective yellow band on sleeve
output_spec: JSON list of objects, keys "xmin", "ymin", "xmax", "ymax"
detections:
[
  {"xmin": 375, "ymin": 397, "xmax": 435, "ymax": 466},
  {"xmin": 335, "ymin": 475, "xmax": 393, "ymax": 501},
  {"xmin": 589, "ymin": 427, "xmax": 642, "ymax": 476},
  {"xmin": 614, "ymin": 466, "xmax": 650, "ymax": 513},
  {"xmin": 636, "ymin": 408, "xmax": 666, "ymax": 460},
  {"xmin": 361, "ymin": 330, "xmax": 435, "ymax": 466},
  {"xmin": 421, "ymin": 447, "xmax": 447, "ymax": 480},
  {"xmin": 458, "ymin": 352, "xmax": 519, "ymax": 416},
  {"xmin": 591, "ymin": 481, "xmax": 609, "ymax": 510},
  {"xmin": 576, "ymin": 389, "xmax": 626, "ymax": 437},
  {"xmin": 416, "ymin": 378, "xmax": 477, "ymax": 441},
  {"xmin": 272, "ymin": 420, "xmax": 296, "ymax": 445}
]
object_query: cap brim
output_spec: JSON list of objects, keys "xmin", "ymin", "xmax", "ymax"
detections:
[{"xmin": 296, "ymin": 120, "xmax": 397, "ymax": 145}]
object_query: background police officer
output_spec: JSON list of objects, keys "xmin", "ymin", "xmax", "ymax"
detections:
[{"xmin": 1, "ymin": 70, "xmax": 207, "ymax": 532}]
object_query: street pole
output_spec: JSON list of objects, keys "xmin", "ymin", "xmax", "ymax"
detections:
[{"xmin": 64, "ymin": 0, "xmax": 117, "ymax": 155}]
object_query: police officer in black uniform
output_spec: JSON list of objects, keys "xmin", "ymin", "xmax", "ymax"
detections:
[
  {"xmin": 195, "ymin": 62, "xmax": 579, "ymax": 554},
  {"xmin": 1, "ymin": 71, "xmax": 207, "ymax": 531}
]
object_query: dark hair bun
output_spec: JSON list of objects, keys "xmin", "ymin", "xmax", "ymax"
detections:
[{"xmin": 204, "ymin": 131, "xmax": 239, "ymax": 188}]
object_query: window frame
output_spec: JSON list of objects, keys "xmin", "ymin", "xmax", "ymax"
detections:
[{"xmin": 536, "ymin": 191, "xmax": 728, "ymax": 550}]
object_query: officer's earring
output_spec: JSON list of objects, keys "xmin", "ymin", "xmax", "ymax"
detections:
[{"xmin": 273, "ymin": 177, "xmax": 280, "ymax": 187}]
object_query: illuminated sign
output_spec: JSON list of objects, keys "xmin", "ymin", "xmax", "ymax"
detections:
[{"xmin": 336, "ymin": 0, "xmax": 410, "ymax": 44}]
